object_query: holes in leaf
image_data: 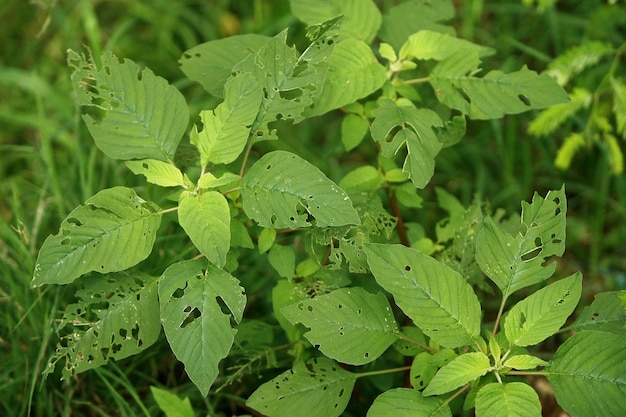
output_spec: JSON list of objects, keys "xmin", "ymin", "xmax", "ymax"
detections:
[
  {"xmin": 384, "ymin": 125, "xmax": 403, "ymax": 143},
  {"xmin": 172, "ymin": 287, "xmax": 185, "ymax": 298},
  {"xmin": 142, "ymin": 162, "xmax": 149, "ymax": 169},
  {"xmin": 132, "ymin": 323, "xmax": 140, "ymax": 341},
  {"xmin": 364, "ymin": 352, "xmax": 369, "ymax": 358},
  {"xmin": 405, "ymin": 265, "xmax": 411, "ymax": 272},
  {"xmin": 111, "ymin": 343, "xmax": 122, "ymax": 353},
  {"xmin": 119, "ymin": 328, "xmax": 128, "ymax": 339},
  {"xmin": 279, "ymin": 89, "xmax": 302, "ymax": 100},
  {"xmin": 181, "ymin": 306, "xmax": 201, "ymax": 329},
  {"xmin": 61, "ymin": 238, "xmax": 70, "ymax": 245},
  {"xmin": 454, "ymin": 85, "xmax": 472, "ymax": 104},
  {"xmin": 518, "ymin": 94, "xmax": 531, "ymax": 106},
  {"xmin": 67, "ymin": 217, "xmax": 83, "ymax": 227}
]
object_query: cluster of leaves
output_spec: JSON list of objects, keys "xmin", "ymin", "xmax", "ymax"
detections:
[{"xmin": 32, "ymin": 1, "xmax": 626, "ymax": 416}]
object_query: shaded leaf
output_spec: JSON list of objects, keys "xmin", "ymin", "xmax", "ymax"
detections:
[
  {"xmin": 423, "ymin": 352, "xmax": 491, "ymax": 396},
  {"xmin": 528, "ymin": 88, "xmax": 592, "ymax": 137},
  {"xmin": 367, "ymin": 388, "xmax": 452, "ymax": 417},
  {"xmin": 573, "ymin": 291, "xmax": 626, "ymax": 336},
  {"xmin": 475, "ymin": 382, "xmax": 541, "ymax": 417},
  {"xmin": 546, "ymin": 41, "xmax": 615, "ymax": 86},
  {"xmin": 150, "ymin": 386, "xmax": 195, "ymax": 417}
]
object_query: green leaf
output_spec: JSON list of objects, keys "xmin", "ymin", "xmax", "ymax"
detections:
[
  {"xmin": 281, "ymin": 287, "xmax": 398, "ymax": 365},
  {"xmin": 240, "ymin": 151, "xmax": 360, "ymax": 228},
  {"xmin": 370, "ymin": 99, "xmax": 443, "ymax": 188},
  {"xmin": 150, "ymin": 386, "xmax": 196, "ymax": 417},
  {"xmin": 179, "ymin": 34, "xmax": 270, "ymax": 97},
  {"xmin": 611, "ymin": 77, "xmax": 626, "ymax": 137},
  {"xmin": 573, "ymin": 291, "xmax": 626, "ymax": 336},
  {"xmin": 268, "ymin": 244, "xmax": 296, "ymax": 279},
  {"xmin": 341, "ymin": 113, "xmax": 370, "ymax": 151},
  {"xmin": 504, "ymin": 273, "xmax": 581, "ymax": 347},
  {"xmin": 503, "ymin": 355, "xmax": 549, "ymax": 370},
  {"xmin": 44, "ymin": 273, "xmax": 161, "ymax": 379},
  {"xmin": 159, "ymin": 259, "xmax": 246, "ymax": 396},
  {"xmin": 367, "ymin": 388, "xmax": 452, "ymax": 417},
  {"xmin": 423, "ymin": 352, "xmax": 491, "ymax": 396},
  {"xmin": 33, "ymin": 187, "xmax": 162, "ymax": 286},
  {"xmin": 546, "ymin": 41, "xmax": 615, "ymax": 86},
  {"xmin": 547, "ymin": 331, "xmax": 626, "ymax": 417},
  {"xmin": 258, "ymin": 228, "xmax": 277, "ymax": 254},
  {"xmin": 289, "ymin": 0, "xmax": 381, "ymax": 43},
  {"xmin": 125, "ymin": 159, "xmax": 185, "ymax": 187},
  {"xmin": 68, "ymin": 49, "xmax": 188, "ymax": 161},
  {"xmin": 476, "ymin": 187, "xmax": 566, "ymax": 298},
  {"xmin": 554, "ymin": 132, "xmax": 586, "ymax": 171},
  {"xmin": 190, "ymin": 73, "xmax": 262, "ymax": 166},
  {"xmin": 410, "ymin": 352, "xmax": 438, "ymax": 390},
  {"xmin": 364, "ymin": 243, "xmax": 481, "ymax": 349},
  {"xmin": 178, "ymin": 191, "xmax": 230, "ymax": 267},
  {"xmin": 306, "ymin": 38, "xmax": 387, "ymax": 117},
  {"xmin": 430, "ymin": 51, "xmax": 570, "ymax": 120},
  {"xmin": 436, "ymin": 115, "xmax": 467, "ymax": 148},
  {"xmin": 399, "ymin": 30, "xmax": 494, "ymax": 61},
  {"xmin": 475, "ymin": 382, "xmax": 541, "ymax": 417},
  {"xmin": 379, "ymin": 0, "xmax": 455, "ymax": 50},
  {"xmin": 197, "ymin": 172, "xmax": 240, "ymax": 190},
  {"xmin": 528, "ymin": 88, "xmax": 592, "ymax": 137},
  {"xmin": 339, "ymin": 165, "xmax": 384, "ymax": 192},
  {"xmin": 246, "ymin": 357, "xmax": 356, "ymax": 417}
]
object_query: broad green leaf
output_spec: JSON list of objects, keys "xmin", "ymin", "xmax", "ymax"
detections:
[
  {"xmin": 424, "ymin": 352, "xmax": 491, "ymax": 396},
  {"xmin": 370, "ymin": 99, "xmax": 443, "ymax": 188},
  {"xmin": 547, "ymin": 331, "xmax": 626, "ymax": 417},
  {"xmin": 235, "ymin": 18, "xmax": 340, "ymax": 140},
  {"xmin": 399, "ymin": 30, "xmax": 494, "ymax": 61},
  {"xmin": 393, "ymin": 326, "xmax": 427, "ymax": 356},
  {"xmin": 68, "ymin": 50, "xmax": 188, "ymax": 161},
  {"xmin": 268, "ymin": 244, "xmax": 296, "ymax": 279},
  {"xmin": 339, "ymin": 165, "xmax": 384, "ymax": 192},
  {"xmin": 475, "ymin": 382, "xmax": 541, "ymax": 417},
  {"xmin": 341, "ymin": 113, "xmax": 370, "ymax": 151},
  {"xmin": 179, "ymin": 34, "xmax": 270, "ymax": 97},
  {"xmin": 246, "ymin": 357, "xmax": 356, "ymax": 417},
  {"xmin": 150, "ymin": 386, "xmax": 195, "ymax": 417},
  {"xmin": 367, "ymin": 388, "xmax": 452, "ymax": 417},
  {"xmin": 197, "ymin": 172, "xmax": 240, "ymax": 190},
  {"xmin": 573, "ymin": 291, "xmax": 626, "ymax": 336},
  {"xmin": 365, "ymin": 243, "xmax": 481, "ymax": 349},
  {"xmin": 306, "ymin": 38, "xmax": 387, "ymax": 117},
  {"xmin": 504, "ymin": 273, "xmax": 581, "ymax": 347},
  {"xmin": 33, "ymin": 187, "xmax": 161, "ymax": 286},
  {"xmin": 410, "ymin": 352, "xmax": 438, "ymax": 390},
  {"xmin": 528, "ymin": 88, "xmax": 592, "ymax": 137},
  {"xmin": 44, "ymin": 273, "xmax": 160, "ymax": 379},
  {"xmin": 379, "ymin": 0, "xmax": 455, "ymax": 50},
  {"xmin": 436, "ymin": 115, "xmax": 467, "ymax": 148},
  {"xmin": 125, "ymin": 159, "xmax": 185, "ymax": 187},
  {"xmin": 258, "ymin": 227, "xmax": 277, "ymax": 254},
  {"xmin": 503, "ymin": 355, "xmax": 549, "ymax": 370},
  {"xmin": 190, "ymin": 73, "xmax": 262, "ymax": 166},
  {"xmin": 611, "ymin": 77, "xmax": 626, "ymax": 137},
  {"xmin": 546, "ymin": 41, "xmax": 615, "ymax": 86},
  {"xmin": 476, "ymin": 187, "xmax": 566, "ymax": 298},
  {"xmin": 178, "ymin": 191, "xmax": 230, "ymax": 267},
  {"xmin": 159, "ymin": 259, "xmax": 246, "ymax": 396},
  {"xmin": 430, "ymin": 51, "xmax": 570, "ymax": 120},
  {"xmin": 281, "ymin": 287, "xmax": 398, "ymax": 365},
  {"xmin": 289, "ymin": 0, "xmax": 381, "ymax": 43},
  {"xmin": 240, "ymin": 151, "xmax": 360, "ymax": 228}
]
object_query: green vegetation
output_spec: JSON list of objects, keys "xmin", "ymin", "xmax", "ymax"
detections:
[{"xmin": 1, "ymin": 1, "xmax": 625, "ymax": 416}]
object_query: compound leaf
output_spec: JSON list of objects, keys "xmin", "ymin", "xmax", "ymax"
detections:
[
  {"xmin": 281, "ymin": 287, "xmax": 398, "ymax": 365},
  {"xmin": 159, "ymin": 259, "xmax": 246, "ymax": 396},
  {"xmin": 33, "ymin": 187, "xmax": 162, "ymax": 286},
  {"xmin": 423, "ymin": 352, "xmax": 491, "ymax": 396},
  {"xmin": 504, "ymin": 273, "xmax": 581, "ymax": 347},
  {"xmin": 125, "ymin": 159, "xmax": 185, "ymax": 187},
  {"xmin": 68, "ymin": 49, "xmax": 188, "ymax": 161},
  {"xmin": 430, "ymin": 51, "xmax": 570, "ymax": 120},
  {"xmin": 178, "ymin": 191, "xmax": 230, "ymax": 268},
  {"xmin": 365, "ymin": 243, "xmax": 481, "ymax": 349},
  {"xmin": 573, "ymin": 291, "xmax": 626, "ymax": 336},
  {"xmin": 367, "ymin": 388, "xmax": 452, "ymax": 417},
  {"xmin": 475, "ymin": 382, "xmax": 541, "ymax": 417},
  {"xmin": 547, "ymin": 331, "xmax": 626, "ymax": 417},
  {"xmin": 240, "ymin": 151, "xmax": 360, "ymax": 229},
  {"xmin": 246, "ymin": 357, "xmax": 356, "ymax": 417}
]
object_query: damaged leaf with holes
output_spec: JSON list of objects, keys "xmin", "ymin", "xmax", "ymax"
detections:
[
  {"xmin": 32, "ymin": 187, "xmax": 162, "ymax": 286},
  {"xmin": 159, "ymin": 259, "xmax": 246, "ymax": 396},
  {"xmin": 43, "ymin": 273, "xmax": 161, "ymax": 379},
  {"xmin": 246, "ymin": 357, "xmax": 356, "ymax": 417}
]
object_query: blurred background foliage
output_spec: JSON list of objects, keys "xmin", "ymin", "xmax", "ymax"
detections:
[{"xmin": 1, "ymin": 0, "xmax": 624, "ymax": 416}]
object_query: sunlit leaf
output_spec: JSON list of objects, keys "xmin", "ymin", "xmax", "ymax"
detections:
[
  {"xmin": 367, "ymin": 388, "xmax": 452, "ymax": 417},
  {"xmin": 125, "ymin": 159, "xmax": 185, "ymax": 187},
  {"xmin": 399, "ymin": 30, "xmax": 493, "ymax": 61},
  {"xmin": 150, "ymin": 386, "xmax": 195, "ymax": 417},
  {"xmin": 423, "ymin": 352, "xmax": 491, "ymax": 396},
  {"xmin": 475, "ymin": 382, "xmax": 541, "ymax": 417}
]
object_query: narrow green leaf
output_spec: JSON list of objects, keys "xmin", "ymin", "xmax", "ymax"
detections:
[
  {"xmin": 399, "ymin": 30, "xmax": 494, "ymax": 61},
  {"xmin": 367, "ymin": 388, "xmax": 452, "ymax": 417},
  {"xmin": 475, "ymin": 382, "xmax": 541, "ymax": 417},
  {"xmin": 546, "ymin": 41, "xmax": 615, "ymax": 86},
  {"xmin": 289, "ymin": 0, "xmax": 381, "ymax": 43},
  {"xmin": 423, "ymin": 352, "xmax": 491, "ymax": 396},
  {"xmin": 159, "ymin": 259, "xmax": 246, "ymax": 396},
  {"xmin": 611, "ymin": 77, "xmax": 626, "ymax": 137},
  {"xmin": 306, "ymin": 38, "xmax": 387, "ymax": 117},
  {"xmin": 68, "ymin": 49, "xmax": 188, "ymax": 161},
  {"xmin": 503, "ymin": 355, "xmax": 549, "ymax": 370},
  {"xmin": 179, "ymin": 34, "xmax": 270, "ymax": 97},
  {"xmin": 246, "ymin": 357, "xmax": 356, "ymax": 417},
  {"xmin": 370, "ymin": 99, "xmax": 443, "ymax": 188},
  {"xmin": 573, "ymin": 291, "xmax": 626, "ymax": 336},
  {"xmin": 364, "ymin": 243, "xmax": 481, "ymax": 348},
  {"xmin": 528, "ymin": 88, "xmax": 592, "ymax": 137},
  {"xmin": 282, "ymin": 287, "xmax": 398, "ymax": 365},
  {"xmin": 125, "ymin": 159, "xmax": 185, "ymax": 187},
  {"xmin": 547, "ymin": 331, "xmax": 626, "ymax": 417},
  {"xmin": 150, "ymin": 386, "xmax": 196, "ymax": 417},
  {"xmin": 190, "ymin": 73, "xmax": 262, "ymax": 166},
  {"xmin": 33, "ymin": 187, "xmax": 161, "ymax": 286},
  {"xmin": 430, "ymin": 51, "xmax": 570, "ymax": 120},
  {"xmin": 44, "ymin": 273, "xmax": 161, "ymax": 379},
  {"xmin": 240, "ymin": 151, "xmax": 360, "ymax": 228},
  {"xmin": 504, "ymin": 273, "xmax": 581, "ymax": 347},
  {"xmin": 178, "ymin": 191, "xmax": 230, "ymax": 268},
  {"xmin": 476, "ymin": 187, "xmax": 566, "ymax": 298},
  {"xmin": 554, "ymin": 132, "xmax": 586, "ymax": 171}
]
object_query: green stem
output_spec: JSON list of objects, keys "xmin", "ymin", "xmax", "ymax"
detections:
[
  {"xmin": 394, "ymin": 332, "xmax": 437, "ymax": 353},
  {"xmin": 438, "ymin": 384, "xmax": 470, "ymax": 411},
  {"xmin": 492, "ymin": 295, "xmax": 508, "ymax": 337},
  {"xmin": 387, "ymin": 186, "xmax": 410, "ymax": 247},
  {"xmin": 508, "ymin": 370, "xmax": 548, "ymax": 376},
  {"xmin": 356, "ymin": 365, "xmax": 411, "ymax": 379},
  {"xmin": 396, "ymin": 76, "xmax": 430, "ymax": 86}
]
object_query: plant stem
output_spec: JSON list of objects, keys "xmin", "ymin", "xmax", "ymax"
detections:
[
  {"xmin": 394, "ymin": 332, "xmax": 437, "ymax": 353},
  {"xmin": 239, "ymin": 136, "xmax": 255, "ymax": 177},
  {"xmin": 438, "ymin": 384, "xmax": 470, "ymax": 411},
  {"xmin": 387, "ymin": 186, "xmax": 410, "ymax": 247},
  {"xmin": 356, "ymin": 365, "xmax": 411, "ymax": 379},
  {"xmin": 492, "ymin": 295, "xmax": 508, "ymax": 337}
]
